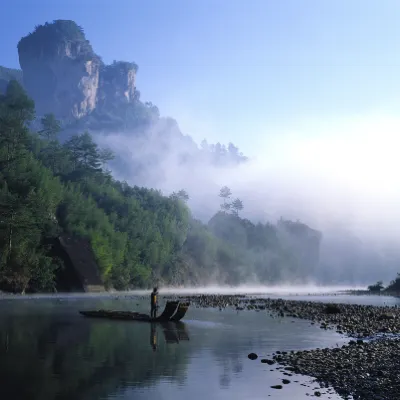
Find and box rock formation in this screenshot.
[55,235,105,292]
[16,20,137,120]
[98,61,137,111]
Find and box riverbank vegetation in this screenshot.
[366,274,400,294]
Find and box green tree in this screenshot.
[170,189,189,203]
[64,132,101,171]
[231,198,243,216]
[98,148,115,168]
[34,113,68,174]
[0,81,63,293]
[0,80,34,171]
[38,113,61,141]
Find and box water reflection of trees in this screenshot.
[0,313,191,400]
[0,300,284,397]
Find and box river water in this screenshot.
[0,293,397,400]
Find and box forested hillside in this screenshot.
[0,20,322,293]
[0,80,320,293]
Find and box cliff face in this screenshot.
[17,20,136,120]
[98,61,137,111]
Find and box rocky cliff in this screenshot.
[1,18,247,184]
[98,61,138,111]
[17,20,137,120]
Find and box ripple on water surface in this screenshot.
[0,295,352,400]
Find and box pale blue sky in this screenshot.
[2,0,400,155]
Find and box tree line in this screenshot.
[368,274,400,293]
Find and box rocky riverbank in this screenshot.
[171,294,400,338]
[262,339,400,400]
[168,294,400,399]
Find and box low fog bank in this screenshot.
[0,284,366,300]
[132,284,366,295]
[94,113,400,285]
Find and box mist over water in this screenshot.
[143,284,366,295]
[0,284,366,300]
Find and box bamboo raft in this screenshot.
[79,301,189,322]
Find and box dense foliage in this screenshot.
[0,81,320,293]
[382,274,400,293]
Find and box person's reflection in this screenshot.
[150,322,190,350]
[150,323,157,352]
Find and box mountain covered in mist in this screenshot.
[0,19,325,293]
[2,20,247,188]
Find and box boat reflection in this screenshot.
[150,322,190,351]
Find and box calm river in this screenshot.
[1,293,397,400]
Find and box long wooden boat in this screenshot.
[79,301,189,322]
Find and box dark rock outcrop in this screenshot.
[54,234,104,292]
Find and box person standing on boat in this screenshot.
[151,287,158,318]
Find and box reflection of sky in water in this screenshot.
[104,301,348,400]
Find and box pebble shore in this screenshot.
[270,339,400,399]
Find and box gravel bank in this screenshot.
[171,294,400,338]
[267,339,400,400]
